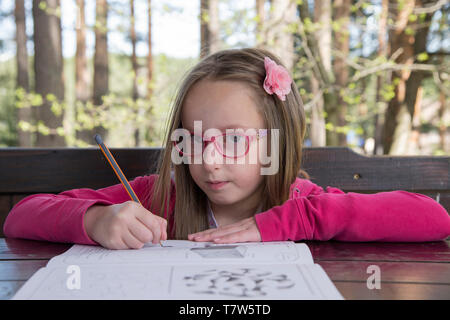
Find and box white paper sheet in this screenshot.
[46,240,314,267]
[12,240,343,300]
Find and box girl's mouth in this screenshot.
[206,181,229,190]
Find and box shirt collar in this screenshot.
[207,198,263,228]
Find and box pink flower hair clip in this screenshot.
[263,57,292,101]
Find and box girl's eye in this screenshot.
[226,135,242,143]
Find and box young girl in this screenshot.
[4,48,450,249]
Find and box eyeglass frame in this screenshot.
[172,129,268,159]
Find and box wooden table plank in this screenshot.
[1,237,449,300]
[0,260,48,281]
[334,281,450,300]
[2,239,449,262]
[305,240,450,262]
[0,238,71,260]
[319,261,450,284]
[0,281,25,300]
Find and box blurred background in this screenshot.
[0,0,448,155]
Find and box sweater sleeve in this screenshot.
[3,175,156,245]
[255,182,450,242]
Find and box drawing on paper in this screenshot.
[182,267,295,297]
[190,245,247,259]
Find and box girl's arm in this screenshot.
[255,181,450,242]
[3,175,156,245]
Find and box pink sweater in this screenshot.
[3,174,450,244]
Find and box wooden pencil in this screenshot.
[94,134,163,247]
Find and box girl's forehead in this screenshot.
[179,80,266,137]
[181,80,264,126]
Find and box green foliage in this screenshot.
[417,52,429,62]
[1,0,448,156]
[1,53,196,147]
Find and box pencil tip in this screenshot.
[94,134,103,145]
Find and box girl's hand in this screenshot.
[187,217,261,244]
[84,201,168,250]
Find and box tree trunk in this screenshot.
[382,0,415,154]
[382,0,433,155]
[438,90,446,153]
[32,0,65,146]
[267,0,296,71]
[15,0,32,147]
[298,0,337,147]
[310,76,326,147]
[130,0,141,146]
[75,0,88,103]
[130,0,138,102]
[147,0,153,100]
[144,0,155,145]
[373,0,389,155]
[200,0,220,58]
[74,0,91,144]
[255,0,265,48]
[407,86,423,154]
[330,0,350,147]
[309,0,330,147]
[92,0,108,140]
[403,1,434,154]
[309,0,331,147]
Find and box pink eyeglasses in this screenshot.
[173,129,268,159]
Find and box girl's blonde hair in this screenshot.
[147,48,309,239]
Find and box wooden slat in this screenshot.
[302,147,449,191]
[2,279,449,300]
[0,238,449,300]
[305,240,450,263]
[7,260,448,286]
[0,281,25,300]
[0,147,162,193]
[0,238,71,260]
[0,195,11,238]
[0,260,47,281]
[334,281,450,300]
[0,147,448,193]
[319,261,450,284]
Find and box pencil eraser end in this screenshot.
[94,134,103,145]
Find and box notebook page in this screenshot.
[46,240,314,268]
[12,263,343,300]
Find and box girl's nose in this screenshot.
[202,138,223,166]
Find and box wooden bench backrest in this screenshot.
[1,147,448,236]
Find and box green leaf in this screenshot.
[56,127,65,136]
[37,121,50,136]
[408,14,417,22]
[405,27,415,36]
[417,52,429,62]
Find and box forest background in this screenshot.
[0,0,448,156]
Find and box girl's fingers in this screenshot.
[136,211,162,244]
[108,237,129,250]
[189,218,255,241]
[122,231,144,249]
[189,221,244,240]
[212,229,256,244]
[160,219,168,241]
[128,219,154,244]
[192,225,247,242]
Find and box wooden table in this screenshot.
[1,237,449,300]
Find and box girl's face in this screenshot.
[181,79,266,208]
